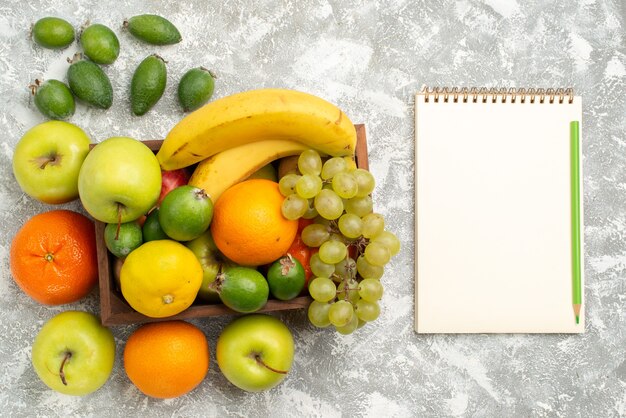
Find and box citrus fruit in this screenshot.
[124,320,209,399]
[9,210,97,305]
[211,179,298,266]
[120,240,203,318]
[159,185,213,241]
[104,221,143,258]
[267,255,306,301]
[213,266,269,313]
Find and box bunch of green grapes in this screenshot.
[279,149,400,335]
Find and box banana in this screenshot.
[157,88,357,170]
[188,139,313,202]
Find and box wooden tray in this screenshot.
[97,124,368,326]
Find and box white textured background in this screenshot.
[1,0,625,417]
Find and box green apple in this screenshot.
[31,311,115,396]
[12,121,90,204]
[185,230,222,303]
[78,137,161,223]
[216,314,294,392]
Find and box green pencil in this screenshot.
[571,121,582,324]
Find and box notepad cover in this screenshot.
[414,92,584,333]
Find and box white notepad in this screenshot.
[414,88,584,333]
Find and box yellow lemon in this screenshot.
[121,240,203,318]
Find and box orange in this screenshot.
[10,210,97,305]
[123,320,209,398]
[210,179,298,266]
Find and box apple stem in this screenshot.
[254,354,287,375]
[59,351,72,386]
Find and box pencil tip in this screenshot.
[576,315,580,324]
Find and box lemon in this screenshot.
[120,240,203,318]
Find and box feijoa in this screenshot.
[104,222,143,258]
[178,67,215,112]
[267,255,306,300]
[124,14,181,45]
[142,209,168,242]
[212,266,269,313]
[67,57,113,109]
[80,23,120,65]
[32,79,75,120]
[32,17,75,49]
[130,54,167,116]
[158,185,213,241]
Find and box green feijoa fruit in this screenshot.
[158,185,213,241]
[267,255,306,300]
[32,79,75,120]
[80,23,120,65]
[212,266,269,313]
[178,67,215,112]
[142,209,168,242]
[124,14,182,45]
[104,221,143,258]
[32,17,75,49]
[131,54,167,116]
[67,59,113,109]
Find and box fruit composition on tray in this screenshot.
[9,15,400,398]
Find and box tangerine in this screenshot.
[10,210,97,305]
[123,320,209,399]
[211,179,298,266]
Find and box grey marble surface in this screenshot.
[1,0,625,417]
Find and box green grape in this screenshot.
[314,216,331,227]
[337,278,359,304]
[335,312,359,335]
[296,174,323,199]
[353,168,375,197]
[308,277,337,302]
[372,230,401,256]
[314,189,344,220]
[302,199,318,219]
[364,241,391,266]
[328,233,345,242]
[297,149,322,176]
[344,195,373,217]
[358,278,384,302]
[355,300,380,321]
[338,213,363,239]
[281,194,308,220]
[334,257,356,280]
[321,157,348,180]
[318,240,347,264]
[332,172,358,199]
[344,156,357,172]
[279,173,301,196]
[301,223,330,247]
[328,300,353,327]
[308,301,331,328]
[310,253,335,277]
[356,255,384,280]
[357,318,367,329]
[361,213,385,238]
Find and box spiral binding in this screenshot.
[420,87,575,104]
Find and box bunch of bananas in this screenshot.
[156,88,357,202]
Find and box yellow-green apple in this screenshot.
[12,121,90,204]
[78,137,161,223]
[216,314,294,392]
[185,230,223,303]
[31,311,115,396]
